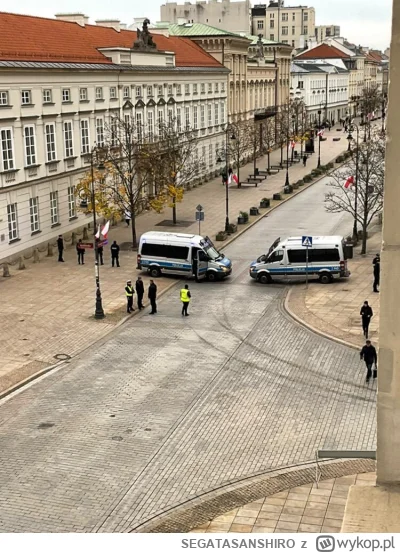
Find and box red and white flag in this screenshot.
[95,221,110,239]
[290,141,296,149]
[317,129,324,137]
[232,174,239,185]
[344,176,354,189]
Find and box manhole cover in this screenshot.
[38,422,55,429]
[54,353,71,361]
[155,220,193,228]
[112,436,123,441]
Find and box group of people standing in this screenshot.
[125,278,157,314]
[56,235,121,267]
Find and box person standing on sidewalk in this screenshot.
[302,154,307,167]
[372,253,380,266]
[148,280,157,314]
[373,257,380,293]
[125,280,134,313]
[360,340,377,384]
[125,209,131,226]
[135,276,144,310]
[360,301,373,339]
[76,239,85,265]
[96,238,104,266]
[110,240,120,267]
[57,235,64,262]
[180,284,191,317]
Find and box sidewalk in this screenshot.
[286,231,381,349]
[0,127,348,395]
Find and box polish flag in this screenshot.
[317,129,324,137]
[232,174,239,185]
[290,141,296,149]
[95,221,110,239]
[95,225,101,239]
[344,176,354,189]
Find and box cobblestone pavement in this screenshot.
[0,174,376,532]
[287,232,381,349]
[191,473,376,534]
[0,127,348,393]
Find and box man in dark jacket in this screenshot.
[360,301,373,339]
[372,253,380,266]
[302,154,307,167]
[373,258,380,293]
[148,280,157,314]
[57,235,64,262]
[135,276,144,310]
[96,238,104,266]
[76,239,85,265]
[360,340,377,384]
[110,240,120,267]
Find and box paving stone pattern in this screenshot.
[0,174,376,532]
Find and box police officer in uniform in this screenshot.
[111,240,120,267]
[180,284,191,316]
[125,280,134,313]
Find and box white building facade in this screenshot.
[0,12,229,263]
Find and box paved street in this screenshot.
[0,175,376,532]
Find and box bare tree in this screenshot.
[226,120,254,186]
[276,105,291,167]
[148,117,204,224]
[359,84,382,141]
[324,130,385,254]
[261,116,276,172]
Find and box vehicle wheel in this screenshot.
[319,273,332,284]
[207,271,218,282]
[258,273,271,284]
[149,266,161,278]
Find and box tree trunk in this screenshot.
[172,198,177,224]
[361,222,368,255]
[280,145,283,166]
[236,155,240,185]
[131,209,137,249]
[267,151,271,171]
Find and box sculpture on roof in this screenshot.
[133,18,157,50]
[257,34,264,59]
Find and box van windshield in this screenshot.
[205,245,222,261]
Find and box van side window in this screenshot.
[142,243,189,260]
[269,249,284,262]
[309,249,340,262]
[288,249,306,263]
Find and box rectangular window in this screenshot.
[158,85,163,96]
[67,186,76,219]
[193,106,198,130]
[257,20,264,29]
[193,83,198,95]
[270,20,275,29]
[168,84,173,96]
[21,90,31,105]
[0,91,9,105]
[208,144,213,168]
[201,83,205,94]
[215,83,219,93]
[168,109,173,124]
[80,88,88,101]
[63,121,74,158]
[221,82,225,93]
[136,112,143,141]
[158,109,163,129]
[43,89,52,103]
[50,191,59,225]
[7,203,18,241]
[304,12,308,21]
[24,125,36,166]
[0,128,14,170]
[45,123,57,162]
[282,26,288,35]
[177,84,182,95]
[62,89,70,102]
[95,87,103,100]
[110,87,117,99]
[176,108,182,132]
[80,119,90,154]
[292,40,295,47]
[214,103,219,125]
[110,117,118,146]
[202,145,206,169]
[303,26,308,35]
[208,104,212,126]
[141,243,189,260]
[292,26,296,35]
[185,106,190,129]
[148,111,154,140]
[270,12,274,18]
[124,114,130,127]
[96,117,104,147]
[29,197,40,233]
[136,86,142,97]
[147,85,153,97]
[185,84,190,95]
[282,12,288,21]
[123,86,130,98]
[292,12,296,20]
[298,81,304,89]
[270,33,275,40]
[220,102,225,124]
[200,105,205,127]
[208,83,212,93]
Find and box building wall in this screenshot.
[314,25,340,42]
[0,67,228,263]
[160,0,251,34]
[252,5,315,49]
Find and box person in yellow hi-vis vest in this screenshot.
[125,280,135,314]
[180,284,191,317]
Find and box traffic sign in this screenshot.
[196,204,203,212]
[195,212,204,221]
[302,236,313,247]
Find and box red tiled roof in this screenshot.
[0,11,222,67]
[296,44,350,60]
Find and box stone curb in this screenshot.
[0,151,346,400]
[284,288,360,352]
[131,458,375,533]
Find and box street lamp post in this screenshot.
[217,125,236,233]
[90,147,105,320]
[347,125,360,241]
[317,107,322,168]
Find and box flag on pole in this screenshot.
[232,174,239,185]
[228,174,232,185]
[101,220,110,239]
[95,225,101,239]
[344,176,355,189]
[317,129,324,137]
[290,141,296,149]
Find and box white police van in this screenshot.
[138,232,232,281]
[249,235,350,284]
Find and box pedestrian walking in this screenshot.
[302,154,307,167]
[360,340,377,384]
[135,276,144,310]
[360,300,373,339]
[180,284,191,317]
[96,238,104,265]
[148,279,157,314]
[373,257,380,293]
[57,235,64,262]
[76,239,85,265]
[125,280,134,313]
[125,209,131,226]
[110,240,120,267]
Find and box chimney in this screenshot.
[55,13,89,26]
[96,19,121,31]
